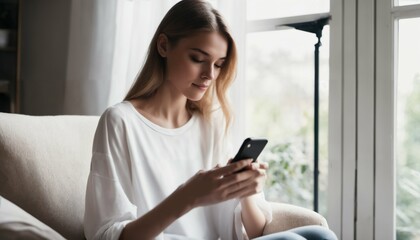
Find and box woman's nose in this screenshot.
[201,65,215,80]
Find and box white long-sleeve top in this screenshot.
[84,101,272,240]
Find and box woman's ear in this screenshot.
[157,34,169,57]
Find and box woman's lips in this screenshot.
[193,83,209,91]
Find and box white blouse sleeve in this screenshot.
[211,110,273,240]
[233,193,273,240]
[84,107,137,240]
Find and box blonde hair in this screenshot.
[124,0,237,130]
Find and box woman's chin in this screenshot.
[183,89,207,102]
[187,96,204,102]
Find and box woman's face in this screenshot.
[158,31,228,101]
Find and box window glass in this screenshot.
[396,17,420,240]
[395,0,420,6]
[247,0,329,20]
[246,27,329,215]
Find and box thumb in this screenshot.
[212,163,221,170]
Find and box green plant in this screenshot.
[262,141,313,209]
[397,74,420,239]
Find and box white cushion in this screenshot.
[0,113,99,239]
[0,196,66,240]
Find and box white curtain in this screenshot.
[64,0,117,115]
[213,0,247,145]
[64,0,246,142]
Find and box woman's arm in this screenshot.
[241,195,267,238]
[238,162,269,238]
[119,188,192,240]
[119,159,254,240]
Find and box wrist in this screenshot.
[240,195,256,205]
[172,184,195,214]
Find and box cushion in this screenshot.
[0,113,99,239]
[0,196,66,240]
[263,202,328,235]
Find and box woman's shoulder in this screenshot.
[99,101,133,124]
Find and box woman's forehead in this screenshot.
[178,31,228,59]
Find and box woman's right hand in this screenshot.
[177,159,261,208]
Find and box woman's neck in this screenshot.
[131,85,191,129]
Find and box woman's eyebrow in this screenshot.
[190,48,226,60]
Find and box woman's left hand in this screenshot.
[230,160,269,238]
[226,159,269,197]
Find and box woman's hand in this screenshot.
[238,161,269,197]
[238,161,269,238]
[177,159,267,208]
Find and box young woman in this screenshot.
[84,1,337,239]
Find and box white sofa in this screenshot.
[0,113,329,239]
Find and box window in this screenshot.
[247,0,329,20]
[245,1,330,215]
[395,17,420,239]
[376,1,420,239]
[396,0,420,6]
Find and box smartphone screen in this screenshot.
[231,138,268,163]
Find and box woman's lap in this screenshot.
[253,225,338,240]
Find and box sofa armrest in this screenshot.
[263,202,328,235]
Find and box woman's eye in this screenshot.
[190,56,204,63]
[215,61,225,69]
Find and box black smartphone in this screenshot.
[231,138,268,163]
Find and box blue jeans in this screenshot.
[253,225,338,240]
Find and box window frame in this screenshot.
[331,0,420,239]
[244,1,420,239]
[376,1,420,240]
